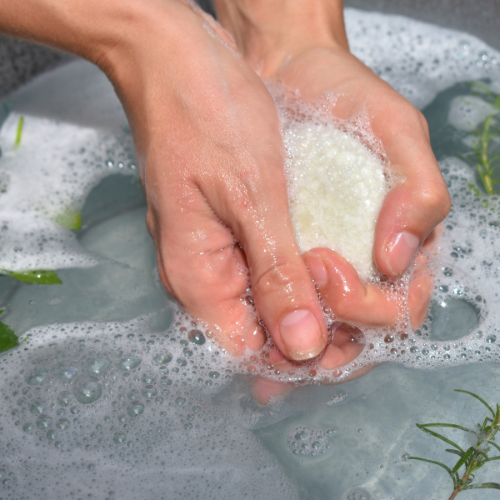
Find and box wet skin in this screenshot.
[0,0,450,402]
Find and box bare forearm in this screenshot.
[212,0,349,75]
[0,0,185,72]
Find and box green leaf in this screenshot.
[452,447,475,474]
[468,183,481,197]
[472,482,500,489]
[409,457,454,476]
[0,321,18,353]
[4,270,62,285]
[484,456,500,463]
[446,449,464,458]
[416,424,465,452]
[470,82,493,99]
[14,115,24,149]
[456,390,495,418]
[52,210,82,230]
[490,441,500,454]
[419,422,471,433]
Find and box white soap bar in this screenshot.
[284,122,387,279]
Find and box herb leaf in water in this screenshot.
[410,389,500,499]
[0,309,18,353]
[3,269,62,285]
[14,115,24,149]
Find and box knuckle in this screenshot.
[332,297,356,319]
[252,257,307,302]
[421,181,451,220]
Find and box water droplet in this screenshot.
[127,401,144,417]
[36,415,52,429]
[29,399,46,415]
[188,329,205,345]
[56,418,70,430]
[443,267,454,277]
[54,441,62,449]
[208,371,220,379]
[118,356,141,371]
[128,390,140,400]
[113,432,126,444]
[295,430,309,441]
[25,370,47,385]
[88,464,95,471]
[175,397,186,406]
[54,364,79,382]
[74,380,102,404]
[70,406,80,415]
[22,423,33,432]
[58,391,72,407]
[155,396,164,405]
[153,353,172,365]
[176,358,187,367]
[487,335,497,344]
[88,358,111,376]
[142,385,157,399]
[141,373,156,384]
[444,354,450,359]
[347,488,371,500]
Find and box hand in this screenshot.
[98,2,340,361]
[211,0,449,403]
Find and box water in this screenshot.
[1,8,500,500]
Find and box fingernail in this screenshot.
[386,232,420,276]
[280,309,325,360]
[305,253,328,288]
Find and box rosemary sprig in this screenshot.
[466,82,500,195]
[410,389,500,499]
[472,116,500,195]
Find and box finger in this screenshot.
[318,323,365,370]
[408,231,439,329]
[251,377,294,406]
[371,105,451,277]
[304,248,399,326]
[201,148,328,363]
[149,187,267,356]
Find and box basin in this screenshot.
[0,2,500,500]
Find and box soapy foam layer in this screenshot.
[1,8,500,500]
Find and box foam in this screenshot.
[0,61,137,272]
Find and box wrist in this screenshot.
[212,0,349,76]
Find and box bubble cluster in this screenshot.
[287,426,333,457]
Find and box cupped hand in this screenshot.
[102,1,334,361]
[262,45,451,278]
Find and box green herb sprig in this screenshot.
[410,389,500,499]
[466,83,500,196]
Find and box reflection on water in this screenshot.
[1,7,500,500]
